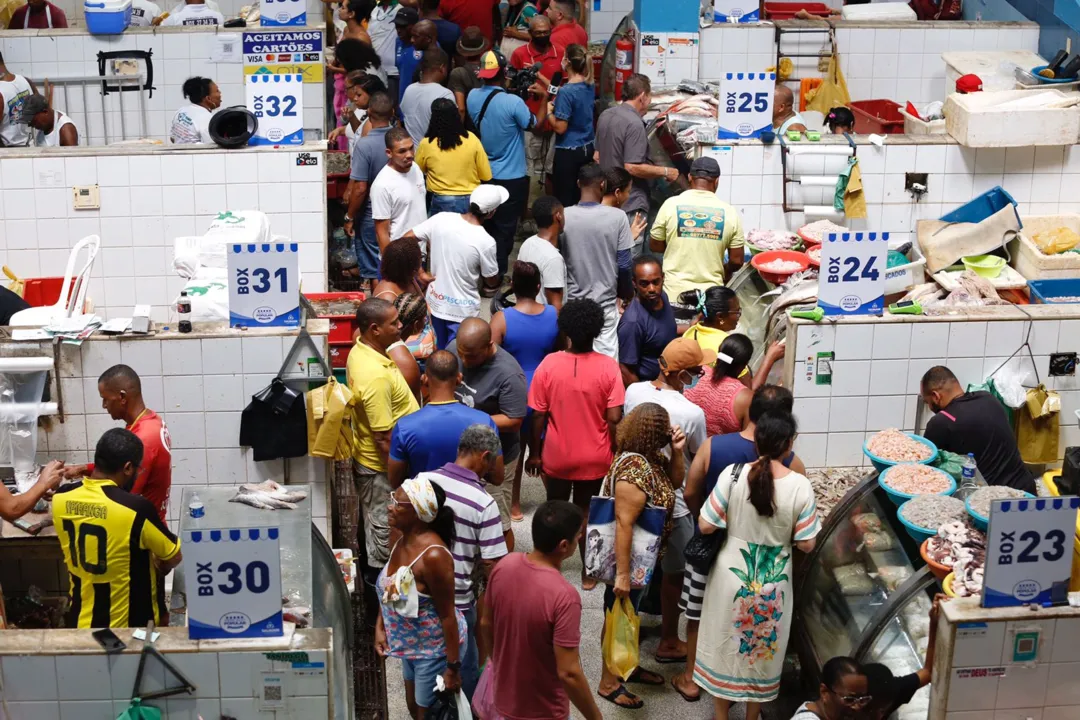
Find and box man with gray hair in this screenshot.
[421,423,508,698]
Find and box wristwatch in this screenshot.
[344,214,352,223]
[446,661,462,672]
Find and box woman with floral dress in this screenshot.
[695,410,820,720]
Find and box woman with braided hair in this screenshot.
[388,293,432,401]
[596,402,684,710]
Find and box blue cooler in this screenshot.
[84,0,132,34]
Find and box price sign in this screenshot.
[228,242,300,328]
[983,496,1080,608]
[713,0,759,22]
[185,527,283,639]
[260,0,306,26]
[243,30,323,82]
[718,72,774,140]
[818,232,888,316]
[246,74,304,146]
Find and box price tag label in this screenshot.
[818,232,888,316]
[246,74,304,146]
[718,72,774,140]
[260,0,306,26]
[227,242,300,328]
[983,496,1080,607]
[185,528,284,639]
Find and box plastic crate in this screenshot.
[327,151,351,201]
[1028,278,1080,304]
[762,1,830,19]
[899,110,946,135]
[304,291,365,343]
[328,343,352,369]
[1010,214,1080,279]
[940,186,1021,228]
[21,277,66,307]
[850,99,905,135]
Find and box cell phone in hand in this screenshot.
[93,628,126,654]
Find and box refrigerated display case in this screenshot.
[794,471,943,711]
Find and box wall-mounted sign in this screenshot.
[243,30,323,82]
[227,242,300,327]
[245,74,304,146]
[718,72,775,139]
[260,0,306,27]
[818,232,888,317]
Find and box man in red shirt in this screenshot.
[439,0,500,43]
[546,0,586,51]
[478,500,602,720]
[7,0,68,28]
[64,365,172,523]
[510,16,561,190]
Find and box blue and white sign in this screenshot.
[714,0,760,23]
[260,0,306,26]
[983,496,1079,608]
[227,242,300,328]
[819,232,888,316]
[718,72,774,139]
[246,74,304,146]
[184,528,284,639]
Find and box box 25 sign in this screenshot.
[718,72,774,139]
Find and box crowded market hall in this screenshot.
[4,0,1080,717]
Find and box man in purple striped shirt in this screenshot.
[422,423,508,699]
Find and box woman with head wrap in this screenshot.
[375,476,464,719]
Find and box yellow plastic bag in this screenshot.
[3,267,24,298]
[1032,227,1080,255]
[805,54,851,115]
[602,596,640,680]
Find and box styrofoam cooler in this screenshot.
[84,0,131,33]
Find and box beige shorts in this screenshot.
[484,459,516,532]
[526,132,555,178]
[354,462,391,569]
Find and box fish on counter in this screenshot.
[230,480,309,510]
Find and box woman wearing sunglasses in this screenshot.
[791,657,871,720]
[375,478,464,719]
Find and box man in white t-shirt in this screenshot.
[404,184,506,349]
[622,336,710,669]
[370,127,428,253]
[515,195,565,310]
[0,52,36,147]
[129,0,161,25]
[368,0,401,99]
[161,0,222,26]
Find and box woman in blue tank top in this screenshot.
[491,260,560,521]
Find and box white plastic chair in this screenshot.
[9,235,100,328]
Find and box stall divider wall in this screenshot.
[0,144,327,324]
[44,0,327,27]
[0,27,327,146]
[787,312,1080,470]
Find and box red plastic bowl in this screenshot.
[751,250,811,284]
[805,245,821,268]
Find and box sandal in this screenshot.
[598,684,643,710]
[671,676,701,703]
[625,668,664,686]
[581,576,598,591]
[654,653,688,664]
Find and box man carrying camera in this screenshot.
[511,16,561,205]
[467,49,549,277]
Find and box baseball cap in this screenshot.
[470,184,510,214]
[457,26,490,56]
[15,94,48,124]
[476,50,507,79]
[659,337,716,374]
[955,73,983,94]
[689,156,721,179]
[393,6,419,26]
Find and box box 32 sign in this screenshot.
[983,496,1080,607]
[819,232,888,316]
[718,72,774,139]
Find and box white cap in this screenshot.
[470,184,510,214]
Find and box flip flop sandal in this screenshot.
[654,654,688,664]
[671,676,701,703]
[625,668,665,686]
[598,684,643,710]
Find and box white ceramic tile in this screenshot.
[242,337,285,374]
[82,340,124,379]
[2,656,58,701]
[947,322,987,358]
[1050,618,1080,663]
[948,667,999,711]
[872,323,911,359]
[160,154,195,185]
[993,710,1042,720]
[907,357,946,395]
[952,622,1007,669]
[865,394,906,432]
[287,695,329,717]
[793,398,830,432]
[1029,319,1061,355]
[165,698,222,720]
[1003,174,1033,203]
[996,663,1049,710]
[835,324,874,361]
[201,337,244,374]
[5,703,60,720]
[947,358,984,390]
[56,655,111,701]
[48,415,88,453]
[946,714,985,720]
[205,412,242,449]
[984,320,1025,357]
[172,448,208,485]
[1045,662,1080,706]
[826,431,865,467]
[869,359,908,396]
[946,145,976,175]
[165,412,205,449]
[164,375,204,412]
[830,396,869,433]
[1044,706,1080,720]
[218,651,273,699]
[909,322,950,358]
[97,155,130,187]
[108,652,165,700]
[117,339,162,376]
[830,360,871,397]
[161,338,204,376]
[59,700,113,720]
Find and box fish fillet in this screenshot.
[230,491,298,510]
[240,480,308,504]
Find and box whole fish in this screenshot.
[230,491,297,510]
[240,480,308,504]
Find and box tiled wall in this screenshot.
[0,28,326,146]
[49,0,326,25]
[942,616,1080,719]
[697,22,1041,105]
[23,334,330,537]
[790,316,1080,469]
[0,145,327,324]
[592,0,634,41]
[637,30,699,87]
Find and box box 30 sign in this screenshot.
[818,232,888,316]
[983,496,1080,607]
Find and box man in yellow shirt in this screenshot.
[347,297,420,570]
[649,156,744,300]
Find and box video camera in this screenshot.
[505,62,542,100]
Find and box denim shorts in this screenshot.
[401,655,448,708]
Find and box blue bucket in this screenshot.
[878,464,956,507]
[965,490,1037,531]
[940,186,1021,230]
[897,498,949,544]
[863,433,938,473]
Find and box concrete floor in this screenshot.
[384,473,805,720]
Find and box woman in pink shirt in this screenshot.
[526,298,624,590]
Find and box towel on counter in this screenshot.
[917,205,1022,273]
[835,157,867,218]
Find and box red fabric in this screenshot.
[129,410,173,524]
[439,0,499,41]
[487,553,582,720]
[528,350,624,481]
[908,0,961,20]
[7,2,68,28]
[510,42,562,114]
[550,20,587,52]
[685,369,745,437]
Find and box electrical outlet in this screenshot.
[905,173,928,197]
[72,185,100,210]
[1050,352,1077,376]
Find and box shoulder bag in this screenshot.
[682,463,744,575]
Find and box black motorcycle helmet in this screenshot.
[208,106,258,147]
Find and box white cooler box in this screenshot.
[84,0,131,34]
[944,89,1080,147]
[1009,214,1080,279]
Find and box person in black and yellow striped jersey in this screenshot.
[52,428,182,629]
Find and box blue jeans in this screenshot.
[401,655,447,708]
[431,315,460,349]
[354,215,381,279]
[461,605,479,700]
[430,193,471,215]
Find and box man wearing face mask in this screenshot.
[622,337,710,667]
[510,16,561,195]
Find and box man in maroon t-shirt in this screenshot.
[439,0,500,42]
[7,0,68,28]
[479,501,602,720]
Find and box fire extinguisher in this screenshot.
[614,37,634,100]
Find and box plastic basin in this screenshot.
[751,250,810,285]
[897,497,945,544]
[962,254,1006,278]
[850,99,905,135]
[965,490,1036,531]
[863,432,938,473]
[746,239,803,255]
[920,539,952,581]
[878,464,956,507]
[1028,278,1080,304]
[1031,65,1079,83]
[940,186,1020,228]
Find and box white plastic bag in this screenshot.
[988,360,1031,409]
[432,675,473,720]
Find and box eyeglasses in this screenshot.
[829,689,872,706]
[725,308,743,317]
[389,492,412,507]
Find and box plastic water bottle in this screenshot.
[177,291,192,334]
[957,453,979,500]
[188,492,204,519]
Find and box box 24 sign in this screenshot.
[983,495,1080,607]
[819,232,888,316]
[184,528,283,639]
[718,72,774,139]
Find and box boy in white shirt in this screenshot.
[370,127,428,253]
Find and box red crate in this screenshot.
[850,99,905,135]
[304,292,366,343]
[763,2,831,20]
[329,342,353,369]
[21,277,67,307]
